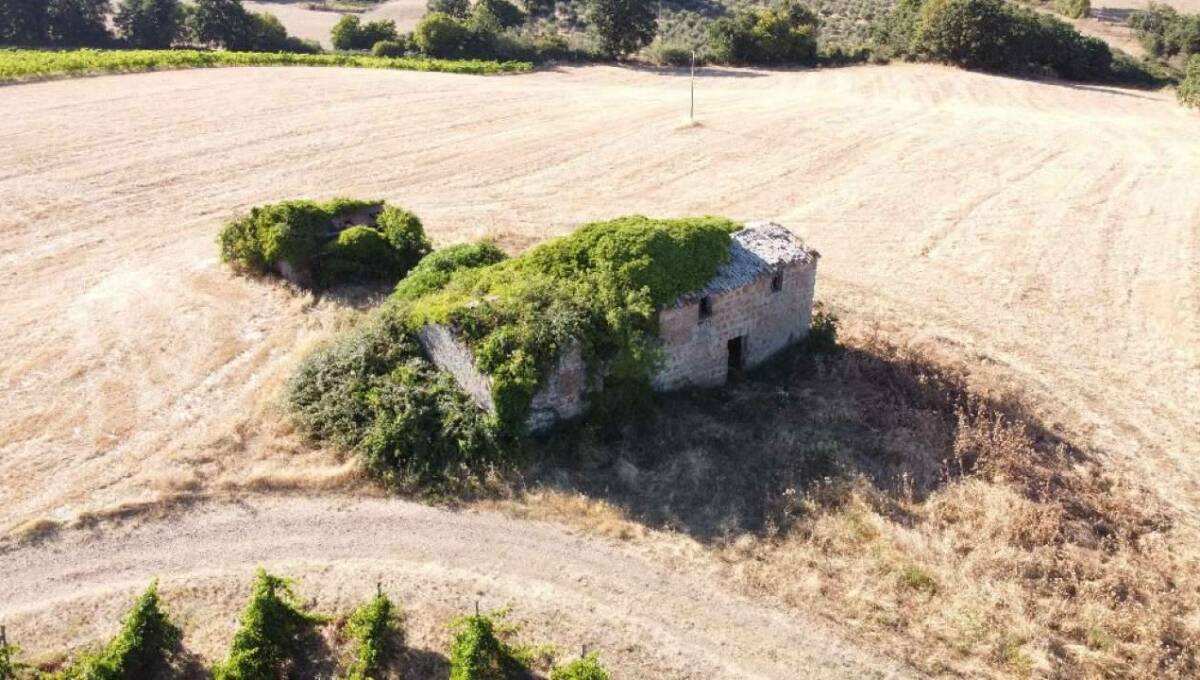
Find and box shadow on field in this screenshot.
[526,335,1156,544]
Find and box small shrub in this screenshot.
[898,565,939,594]
[805,302,840,354]
[213,570,326,680]
[448,612,532,680]
[1054,0,1089,19]
[648,40,696,66]
[344,592,402,680]
[57,582,181,680]
[372,38,407,57]
[0,642,26,680]
[1182,54,1200,107]
[551,653,610,680]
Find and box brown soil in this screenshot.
[1,63,1198,675]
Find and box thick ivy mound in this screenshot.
[289,216,738,485]
[401,216,738,425]
[218,199,431,288]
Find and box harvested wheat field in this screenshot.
[1,63,1199,675]
[244,0,430,47]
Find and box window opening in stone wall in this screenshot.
[771,271,784,292]
[699,296,713,321]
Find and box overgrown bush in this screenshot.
[448,612,532,680]
[286,309,510,484]
[400,216,737,427]
[290,217,737,483]
[218,198,429,288]
[344,592,402,680]
[707,0,820,65]
[913,0,1015,71]
[213,570,326,680]
[319,226,404,285]
[414,11,474,57]
[1131,3,1200,59]
[392,241,508,300]
[55,582,181,680]
[372,38,408,57]
[188,0,316,52]
[1181,54,1200,106]
[550,653,610,680]
[475,0,528,30]
[332,14,400,51]
[647,40,696,65]
[875,0,1113,80]
[1053,0,1089,19]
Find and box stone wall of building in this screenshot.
[527,343,591,432]
[418,325,590,432]
[418,324,496,412]
[652,259,817,391]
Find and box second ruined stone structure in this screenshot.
[417,221,819,431]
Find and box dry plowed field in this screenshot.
[1,64,1198,673]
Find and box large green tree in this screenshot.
[116,0,183,48]
[0,0,49,44]
[586,0,656,58]
[47,0,112,45]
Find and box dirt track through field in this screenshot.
[1,63,1199,670]
[0,495,909,678]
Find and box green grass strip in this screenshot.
[0,48,533,84]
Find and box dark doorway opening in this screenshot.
[727,336,745,377]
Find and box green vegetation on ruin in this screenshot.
[287,213,739,485]
[217,197,432,289]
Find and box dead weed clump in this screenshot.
[522,331,1200,678]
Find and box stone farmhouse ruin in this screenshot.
[419,222,820,431]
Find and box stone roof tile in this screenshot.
[669,222,817,307]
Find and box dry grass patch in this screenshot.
[511,325,1200,678]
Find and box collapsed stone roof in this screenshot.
[669,221,819,307]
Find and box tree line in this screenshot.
[0,0,316,52]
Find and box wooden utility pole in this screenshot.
[690,50,696,121]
